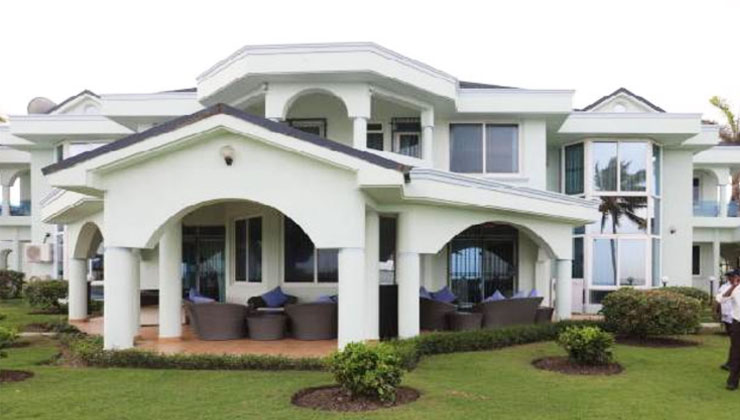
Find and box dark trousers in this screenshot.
[728,321,740,387]
[726,322,733,365]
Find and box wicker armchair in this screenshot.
[535,306,554,324]
[184,301,248,340]
[473,297,543,329]
[420,297,457,331]
[285,302,338,340]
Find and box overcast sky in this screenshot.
[1,0,738,123]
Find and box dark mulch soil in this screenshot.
[533,357,623,376]
[616,337,699,348]
[292,385,420,412]
[0,370,34,384]
[27,310,65,315]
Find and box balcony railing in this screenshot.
[0,200,31,216]
[693,200,739,217]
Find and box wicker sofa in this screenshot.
[420,297,457,331]
[473,297,543,329]
[184,301,248,340]
[246,293,298,310]
[285,302,338,340]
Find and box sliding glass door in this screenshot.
[182,226,226,302]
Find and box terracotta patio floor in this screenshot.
[70,306,337,358]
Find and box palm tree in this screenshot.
[709,96,740,200]
[598,196,647,285]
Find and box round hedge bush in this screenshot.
[24,279,67,312]
[662,286,710,305]
[600,288,702,339]
[558,326,614,365]
[329,342,404,403]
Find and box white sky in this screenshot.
[0,0,738,123]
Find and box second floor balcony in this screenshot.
[1,200,31,216]
[693,200,739,218]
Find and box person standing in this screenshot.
[718,272,736,371]
[717,270,740,390]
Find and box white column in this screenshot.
[352,117,367,150]
[365,210,380,340]
[103,247,137,350]
[1,184,10,216]
[397,251,420,338]
[422,125,434,165]
[130,250,141,337]
[720,183,729,217]
[338,247,366,348]
[159,221,183,338]
[68,258,88,321]
[555,259,572,320]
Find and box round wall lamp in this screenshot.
[220,145,235,166]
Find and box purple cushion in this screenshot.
[315,295,334,304]
[188,288,215,304]
[528,289,539,298]
[261,287,288,308]
[431,286,456,304]
[511,290,527,299]
[419,286,432,300]
[484,290,506,302]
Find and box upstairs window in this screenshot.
[366,122,384,151]
[391,118,421,158]
[287,119,327,137]
[564,143,584,195]
[449,123,519,174]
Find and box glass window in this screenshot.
[486,125,518,173]
[620,142,647,191]
[619,239,646,286]
[598,197,647,233]
[450,124,483,173]
[397,133,420,158]
[55,144,64,162]
[248,218,262,283]
[652,144,661,195]
[379,216,397,285]
[693,177,700,202]
[592,239,616,286]
[651,198,660,235]
[652,239,661,287]
[589,290,613,304]
[573,237,584,279]
[564,143,584,195]
[317,249,338,283]
[234,220,247,282]
[284,217,315,283]
[692,245,701,275]
[287,119,326,137]
[592,142,618,191]
[367,133,384,151]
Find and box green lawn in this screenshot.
[2,302,740,419]
[0,299,65,331]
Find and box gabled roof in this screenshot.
[42,103,413,176]
[579,87,665,113]
[458,81,518,89]
[45,89,100,114]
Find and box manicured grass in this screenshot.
[2,298,740,419]
[0,298,65,331]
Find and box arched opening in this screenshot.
[692,169,720,216]
[73,222,105,301]
[284,91,350,145]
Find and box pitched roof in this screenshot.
[458,80,517,89]
[42,103,413,176]
[579,87,665,112]
[45,89,99,114]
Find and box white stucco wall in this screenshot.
[662,149,694,287]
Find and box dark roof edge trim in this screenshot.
[46,90,100,114]
[42,103,413,176]
[579,87,665,113]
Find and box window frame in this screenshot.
[279,216,338,285]
[286,118,327,138]
[393,132,421,158]
[692,244,701,276]
[448,121,522,176]
[232,215,263,283]
[366,121,385,151]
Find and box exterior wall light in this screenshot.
[220,145,235,166]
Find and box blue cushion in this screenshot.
[431,286,456,303]
[315,295,334,304]
[511,290,527,299]
[484,290,506,302]
[261,287,288,308]
[419,286,432,300]
[528,289,539,298]
[188,288,215,304]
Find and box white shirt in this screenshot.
[718,283,735,324]
[717,283,740,322]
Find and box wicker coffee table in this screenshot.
[446,311,483,331]
[247,313,287,341]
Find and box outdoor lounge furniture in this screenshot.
[246,313,287,341]
[473,297,543,329]
[446,311,483,331]
[285,302,337,340]
[184,301,248,340]
[535,306,554,324]
[420,297,457,331]
[247,293,298,310]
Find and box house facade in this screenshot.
[0,43,718,349]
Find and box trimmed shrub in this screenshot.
[558,326,614,365]
[329,342,403,403]
[0,326,19,358]
[24,279,67,312]
[662,286,711,305]
[600,288,702,339]
[0,270,25,299]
